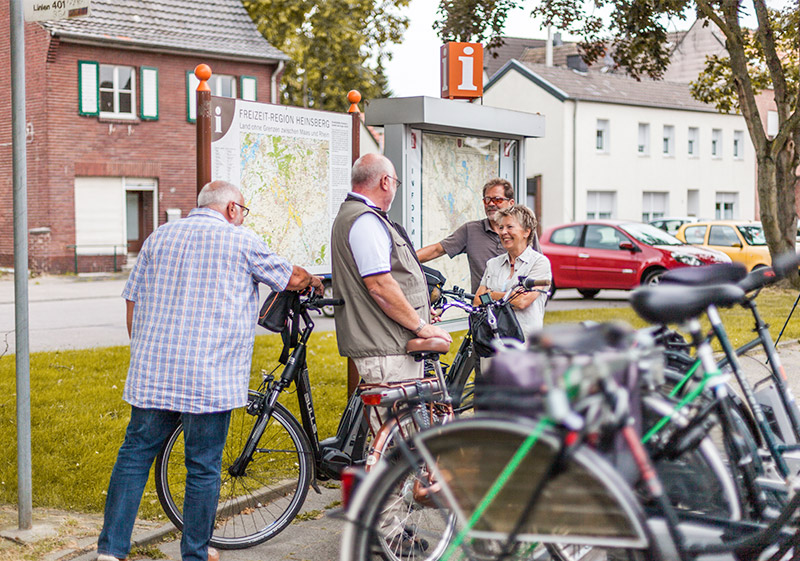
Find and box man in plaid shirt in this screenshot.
[97,180,322,561]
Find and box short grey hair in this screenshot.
[197,180,242,208]
[497,205,538,246]
[351,154,393,189]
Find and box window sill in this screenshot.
[99,115,140,124]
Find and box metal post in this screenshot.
[346,90,361,396]
[195,64,212,194]
[10,0,33,530]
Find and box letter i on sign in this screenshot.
[440,42,483,99]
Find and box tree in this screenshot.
[434,0,519,52]
[243,0,409,111]
[437,1,800,262]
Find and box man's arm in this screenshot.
[416,242,446,263]
[285,265,324,294]
[126,299,135,338]
[363,273,452,342]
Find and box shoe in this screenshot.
[207,547,220,561]
[97,555,125,561]
[387,529,428,556]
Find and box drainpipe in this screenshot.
[271,61,285,104]
[572,99,577,221]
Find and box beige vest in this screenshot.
[331,198,430,358]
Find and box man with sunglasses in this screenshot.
[417,177,540,293]
[97,180,322,561]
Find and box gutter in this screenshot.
[572,99,577,221]
[271,60,285,104]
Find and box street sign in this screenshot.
[440,42,484,99]
[24,0,90,22]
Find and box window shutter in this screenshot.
[78,60,99,116]
[186,71,200,122]
[140,67,158,120]
[241,76,257,101]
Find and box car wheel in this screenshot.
[752,264,769,272]
[322,281,335,317]
[642,268,666,286]
[577,289,600,299]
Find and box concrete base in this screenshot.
[1,522,58,543]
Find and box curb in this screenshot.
[65,522,178,561]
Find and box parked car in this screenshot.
[675,220,771,272]
[540,220,732,299]
[649,216,702,236]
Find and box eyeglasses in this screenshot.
[386,175,402,187]
[233,202,250,217]
[483,196,511,205]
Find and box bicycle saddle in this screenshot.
[660,262,747,286]
[630,284,745,325]
[406,337,450,356]
[529,321,634,355]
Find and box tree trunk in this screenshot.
[757,141,799,288]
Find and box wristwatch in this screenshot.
[412,317,426,335]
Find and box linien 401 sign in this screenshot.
[24,0,90,22]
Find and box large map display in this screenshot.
[211,98,352,273]
[421,133,500,292]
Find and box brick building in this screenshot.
[0,0,287,273]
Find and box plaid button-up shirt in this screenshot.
[121,208,292,413]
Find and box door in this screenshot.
[575,225,640,289]
[126,191,146,253]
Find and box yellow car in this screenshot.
[675,220,771,271]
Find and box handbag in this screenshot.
[258,290,301,364]
[469,300,524,358]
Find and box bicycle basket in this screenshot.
[469,301,524,358]
[422,265,446,305]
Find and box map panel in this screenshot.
[421,133,499,293]
[240,133,330,267]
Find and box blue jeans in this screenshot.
[97,406,231,561]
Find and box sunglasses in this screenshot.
[483,196,510,205]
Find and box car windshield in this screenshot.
[737,225,767,245]
[620,223,685,246]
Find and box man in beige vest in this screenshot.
[331,154,451,392]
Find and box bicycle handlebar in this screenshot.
[521,277,550,289]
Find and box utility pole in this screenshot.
[10,0,33,530]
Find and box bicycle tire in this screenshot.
[342,415,657,561]
[154,395,313,549]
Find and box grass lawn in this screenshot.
[1,286,799,518]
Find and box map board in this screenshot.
[210,97,352,274]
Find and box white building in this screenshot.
[482,60,756,230]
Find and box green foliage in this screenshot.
[242,0,410,111]
[434,0,519,51]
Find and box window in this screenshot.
[715,192,738,219]
[642,192,668,222]
[711,129,722,158]
[596,119,609,152]
[584,225,627,250]
[733,130,744,159]
[78,61,158,121]
[709,226,741,247]
[637,123,650,155]
[688,127,699,157]
[662,125,674,156]
[550,225,583,246]
[187,72,245,122]
[586,191,616,219]
[687,189,699,216]
[683,225,707,245]
[99,65,135,118]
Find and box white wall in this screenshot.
[484,68,756,230]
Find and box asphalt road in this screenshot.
[0,272,630,355]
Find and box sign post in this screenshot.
[195,64,212,194]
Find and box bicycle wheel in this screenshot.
[155,394,313,549]
[343,416,656,561]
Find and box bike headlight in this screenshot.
[671,252,703,266]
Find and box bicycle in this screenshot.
[341,308,800,561]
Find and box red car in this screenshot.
[540,220,732,299]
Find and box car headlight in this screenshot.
[672,252,703,266]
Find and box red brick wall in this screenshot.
[0,15,281,273]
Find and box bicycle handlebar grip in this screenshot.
[771,251,800,280]
[316,298,344,307]
[521,277,551,289]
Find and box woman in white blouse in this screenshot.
[474,205,552,336]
